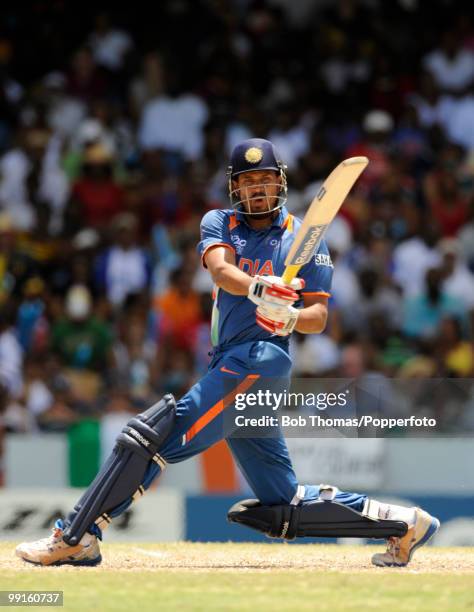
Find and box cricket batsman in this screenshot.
[15,139,439,567]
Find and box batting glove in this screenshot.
[248,275,305,310]
[255,304,300,336]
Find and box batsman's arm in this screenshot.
[204,245,253,296]
[294,294,329,334]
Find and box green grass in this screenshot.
[1,543,473,612]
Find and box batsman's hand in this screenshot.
[255,303,299,337]
[248,275,305,310]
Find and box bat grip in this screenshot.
[281,265,301,285]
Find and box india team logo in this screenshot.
[244,147,263,164]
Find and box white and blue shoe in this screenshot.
[15,520,102,567]
[372,507,440,567]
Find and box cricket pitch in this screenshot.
[1,543,473,611]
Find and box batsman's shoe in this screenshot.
[15,519,102,567]
[371,507,440,567]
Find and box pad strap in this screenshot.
[228,499,408,540]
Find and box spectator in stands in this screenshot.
[112,314,157,404]
[70,228,101,289]
[86,12,133,75]
[0,131,38,231]
[77,98,134,163]
[21,356,54,424]
[392,217,442,297]
[290,331,341,377]
[443,85,474,152]
[140,152,195,227]
[51,285,112,372]
[66,47,106,103]
[0,40,23,152]
[154,267,202,351]
[391,104,430,164]
[345,109,394,186]
[368,53,406,119]
[437,316,473,377]
[408,71,450,130]
[16,200,60,278]
[438,238,474,312]
[366,159,417,241]
[457,200,474,270]
[424,155,469,237]
[422,29,474,96]
[129,51,164,118]
[16,277,49,354]
[36,376,79,432]
[348,265,402,334]
[67,143,123,231]
[94,212,151,307]
[402,267,466,340]
[268,105,310,170]
[43,71,86,139]
[156,345,194,398]
[0,214,35,301]
[328,247,360,322]
[138,71,209,162]
[0,304,23,399]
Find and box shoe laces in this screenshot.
[32,526,63,548]
[51,527,63,540]
[387,536,401,557]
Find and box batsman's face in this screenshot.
[233,170,281,215]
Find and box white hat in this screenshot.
[73,228,100,250]
[77,119,104,145]
[363,110,394,133]
[65,285,92,320]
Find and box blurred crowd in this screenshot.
[0,0,474,436]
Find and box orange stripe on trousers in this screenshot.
[185,374,260,443]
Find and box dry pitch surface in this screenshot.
[0,542,473,611]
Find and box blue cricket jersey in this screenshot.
[197,207,333,352]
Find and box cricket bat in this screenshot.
[281,156,368,285]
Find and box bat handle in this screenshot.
[281,265,301,285]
